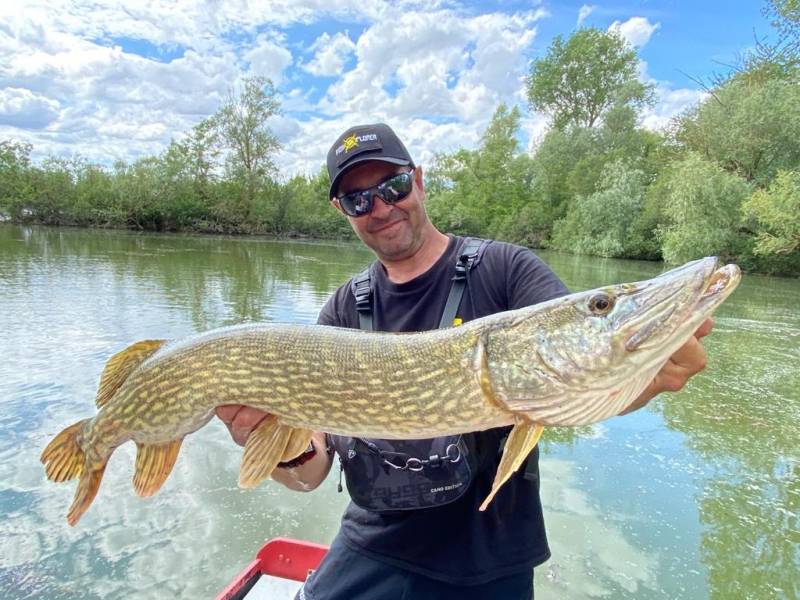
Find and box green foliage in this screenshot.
[551,160,648,257]
[283,168,353,239]
[427,105,535,238]
[526,28,654,129]
[0,140,35,220]
[765,0,800,42]
[674,75,800,186]
[743,169,800,255]
[658,153,753,263]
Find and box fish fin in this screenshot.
[281,428,314,462]
[96,340,168,408]
[479,419,544,511]
[40,418,89,483]
[67,464,107,526]
[238,416,293,489]
[133,438,184,498]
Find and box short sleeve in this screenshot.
[503,246,569,309]
[317,294,339,326]
[316,282,358,328]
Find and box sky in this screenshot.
[0,0,777,178]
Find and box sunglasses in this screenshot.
[337,170,415,217]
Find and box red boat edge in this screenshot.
[216,538,330,600]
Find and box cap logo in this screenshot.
[335,132,379,156]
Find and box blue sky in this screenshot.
[0,0,779,176]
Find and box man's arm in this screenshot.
[215,405,333,492]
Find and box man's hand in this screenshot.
[620,318,715,415]
[215,405,333,491]
[216,405,270,446]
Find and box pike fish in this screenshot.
[42,257,740,524]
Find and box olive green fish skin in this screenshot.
[83,323,511,470]
[80,256,740,472]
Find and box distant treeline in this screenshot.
[1,2,798,275]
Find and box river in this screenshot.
[0,224,797,599]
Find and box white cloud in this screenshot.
[577,4,596,27]
[244,34,294,85]
[609,16,660,48]
[0,88,61,129]
[0,0,711,179]
[641,86,707,131]
[318,9,544,124]
[304,32,356,77]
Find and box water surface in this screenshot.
[0,225,797,599]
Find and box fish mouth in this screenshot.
[621,257,740,353]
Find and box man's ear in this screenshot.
[330,197,344,213]
[414,165,425,198]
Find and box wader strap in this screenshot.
[438,237,489,328]
[351,238,489,331]
[352,266,373,331]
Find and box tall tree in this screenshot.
[526,28,653,129]
[673,74,800,186]
[214,76,281,220]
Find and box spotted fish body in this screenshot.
[42,257,740,524]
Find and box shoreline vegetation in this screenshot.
[2,9,798,275]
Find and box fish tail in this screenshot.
[40,418,90,483]
[67,463,107,526]
[41,417,110,526]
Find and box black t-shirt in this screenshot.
[317,235,569,585]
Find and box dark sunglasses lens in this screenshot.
[340,192,371,217]
[381,173,412,203]
[339,172,413,217]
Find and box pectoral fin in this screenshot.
[133,438,184,497]
[479,419,544,511]
[238,416,296,488]
[281,428,314,462]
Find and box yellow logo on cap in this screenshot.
[342,134,359,153]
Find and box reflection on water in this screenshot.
[0,225,797,599]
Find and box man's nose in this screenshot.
[369,193,393,217]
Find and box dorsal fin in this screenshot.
[96,340,167,408]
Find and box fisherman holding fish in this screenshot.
[215,124,715,600]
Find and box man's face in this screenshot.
[332,161,429,261]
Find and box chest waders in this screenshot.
[330,238,490,512]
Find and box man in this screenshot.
[217,123,713,599]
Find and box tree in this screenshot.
[426,104,534,238]
[742,169,800,255]
[0,140,34,220]
[765,0,799,44]
[658,153,752,263]
[674,75,800,186]
[213,76,281,222]
[550,160,647,257]
[526,28,654,129]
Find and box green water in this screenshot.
[0,225,797,599]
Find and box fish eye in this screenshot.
[588,293,614,315]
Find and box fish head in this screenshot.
[489,257,741,425]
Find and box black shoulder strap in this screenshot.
[351,265,374,331]
[350,237,490,332]
[438,237,490,328]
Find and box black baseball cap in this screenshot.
[326,123,415,199]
